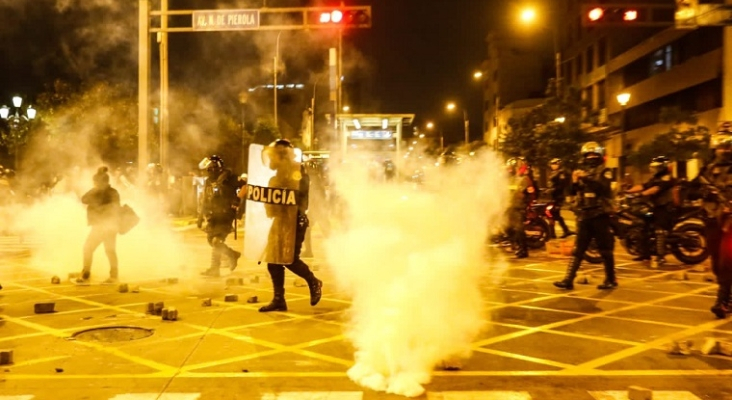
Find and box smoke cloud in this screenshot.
[324,150,510,397]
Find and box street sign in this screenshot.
[350,130,393,140]
[192,9,260,31]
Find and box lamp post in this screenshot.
[274,31,283,128]
[616,92,631,177]
[0,96,37,169]
[446,102,469,147]
[519,7,562,96]
[426,121,443,152]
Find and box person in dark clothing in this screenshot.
[548,158,574,238]
[198,155,243,277]
[689,133,732,318]
[76,167,121,285]
[625,156,676,266]
[259,139,322,312]
[554,142,617,290]
[506,157,536,259]
[302,159,331,258]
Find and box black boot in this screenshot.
[202,247,221,277]
[228,249,241,272]
[711,284,731,319]
[597,250,618,290]
[651,229,667,268]
[287,259,322,306]
[309,277,323,306]
[260,264,287,312]
[554,257,581,290]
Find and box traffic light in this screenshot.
[307,6,372,29]
[581,4,675,27]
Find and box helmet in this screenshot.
[581,141,604,168]
[549,158,562,166]
[262,139,296,170]
[581,142,605,158]
[650,156,670,174]
[198,155,224,171]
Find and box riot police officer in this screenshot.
[690,133,732,318]
[548,158,574,239]
[198,155,243,277]
[259,140,322,312]
[507,157,536,259]
[625,156,676,266]
[554,142,617,290]
[302,159,331,258]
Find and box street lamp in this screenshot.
[342,105,350,112]
[473,71,483,80]
[520,7,537,23]
[519,8,561,96]
[426,121,443,151]
[426,121,434,129]
[554,116,566,123]
[446,102,469,147]
[616,92,631,176]
[0,95,37,169]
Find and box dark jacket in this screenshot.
[81,185,120,227]
[201,169,242,223]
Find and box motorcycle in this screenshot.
[491,203,552,250]
[583,195,708,265]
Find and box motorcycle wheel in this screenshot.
[670,223,709,265]
[583,240,603,264]
[525,217,550,250]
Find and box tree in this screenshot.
[252,118,280,145]
[626,106,710,172]
[500,87,592,171]
[30,79,138,171]
[0,120,32,169]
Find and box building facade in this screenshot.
[558,0,721,179]
[482,31,551,149]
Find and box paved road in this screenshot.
[1,226,732,400]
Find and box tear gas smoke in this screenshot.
[6,169,202,284]
[324,150,510,397]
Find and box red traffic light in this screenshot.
[312,7,371,27]
[588,7,604,21]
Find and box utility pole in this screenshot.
[274,31,282,129]
[138,0,150,180]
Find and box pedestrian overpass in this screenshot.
[336,113,415,160]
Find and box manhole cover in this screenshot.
[71,326,154,342]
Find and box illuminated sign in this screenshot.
[193,10,260,31]
[350,130,393,140]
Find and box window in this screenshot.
[484,100,490,112]
[493,116,498,128]
[597,80,606,109]
[649,45,673,75]
[586,46,594,74]
[598,37,607,66]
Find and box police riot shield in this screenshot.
[243,143,303,265]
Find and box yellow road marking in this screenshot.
[472,348,571,369]
[5,355,70,368]
[0,314,177,374]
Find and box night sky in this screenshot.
[0,0,516,145]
